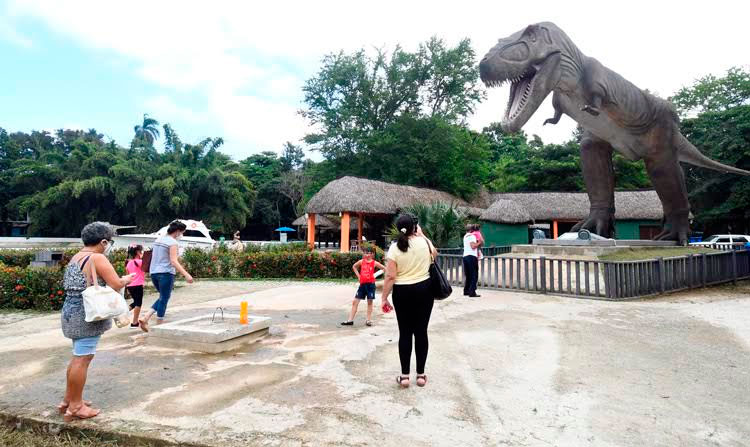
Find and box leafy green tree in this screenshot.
[300,36,485,197]
[363,114,489,198]
[280,142,305,172]
[669,67,750,233]
[670,67,750,118]
[2,122,256,236]
[238,152,297,238]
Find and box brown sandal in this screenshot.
[63,404,100,422]
[396,375,410,388]
[57,400,92,414]
[416,374,427,387]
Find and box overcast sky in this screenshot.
[1,0,747,159]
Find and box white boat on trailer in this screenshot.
[113,219,216,251]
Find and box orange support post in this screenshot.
[307,214,316,249]
[340,212,351,252]
[553,220,559,239]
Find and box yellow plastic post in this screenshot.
[240,301,248,325]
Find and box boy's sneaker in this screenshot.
[340,321,354,326]
[365,320,373,326]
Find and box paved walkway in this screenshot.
[1,280,749,446]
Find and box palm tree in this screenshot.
[385,202,467,247]
[133,114,160,147]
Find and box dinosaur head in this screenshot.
[480,22,564,132]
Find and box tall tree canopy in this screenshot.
[300,37,485,198]
[670,67,750,232]
[1,123,256,236]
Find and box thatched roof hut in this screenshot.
[293,215,336,228]
[304,176,469,215]
[458,206,485,217]
[491,190,663,221]
[480,199,533,224]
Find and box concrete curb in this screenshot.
[0,411,208,447]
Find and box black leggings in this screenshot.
[126,285,143,309]
[392,279,434,375]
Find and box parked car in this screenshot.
[690,234,750,246]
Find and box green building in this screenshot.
[479,191,663,246]
[479,199,533,246]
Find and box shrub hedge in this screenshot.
[0,243,385,311]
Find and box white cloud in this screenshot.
[0,15,32,48]
[144,95,203,125]
[7,0,750,157]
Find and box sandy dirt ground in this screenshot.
[1,279,749,447]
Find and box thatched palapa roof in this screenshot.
[480,199,533,224]
[304,176,665,224]
[304,176,469,215]
[491,191,664,221]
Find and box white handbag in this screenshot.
[82,255,129,322]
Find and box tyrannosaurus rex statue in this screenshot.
[479,22,749,245]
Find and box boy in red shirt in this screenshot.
[341,247,385,327]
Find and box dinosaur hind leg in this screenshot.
[644,153,690,246]
[571,131,615,238]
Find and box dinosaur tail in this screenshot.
[675,133,750,175]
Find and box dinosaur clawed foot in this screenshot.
[571,209,614,238]
[653,228,689,246]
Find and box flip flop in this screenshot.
[63,404,100,422]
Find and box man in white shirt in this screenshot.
[463,224,482,297]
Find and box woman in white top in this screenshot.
[381,214,437,388]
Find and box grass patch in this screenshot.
[600,247,720,261]
[0,426,121,447]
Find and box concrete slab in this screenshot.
[149,328,270,354]
[149,313,271,343]
[1,279,750,447]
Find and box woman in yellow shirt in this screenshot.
[381,214,437,388]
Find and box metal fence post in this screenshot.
[657,257,665,294]
[540,256,546,294]
[732,250,738,285]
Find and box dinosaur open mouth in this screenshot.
[482,67,538,121]
[504,68,536,121]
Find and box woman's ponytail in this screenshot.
[395,214,416,252]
